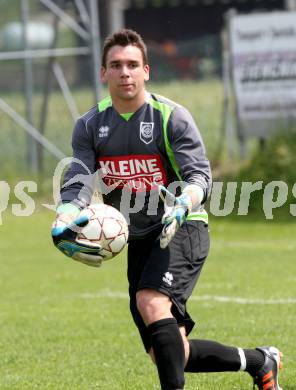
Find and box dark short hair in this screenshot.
[102,29,148,68]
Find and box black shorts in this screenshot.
[127,220,210,352]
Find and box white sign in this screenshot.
[230,12,296,123]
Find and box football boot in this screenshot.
[252,346,283,390]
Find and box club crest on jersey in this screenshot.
[140,122,154,145]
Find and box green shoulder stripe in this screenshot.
[148,96,182,181]
[98,96,112,112]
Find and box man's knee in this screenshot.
[136,288,172,325]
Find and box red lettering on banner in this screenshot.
[96,154,168,192]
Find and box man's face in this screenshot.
[101,45,149,103]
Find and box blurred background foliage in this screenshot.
[235,131,296,217]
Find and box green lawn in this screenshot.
[0,210,295,389]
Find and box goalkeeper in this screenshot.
[52,29,282,390]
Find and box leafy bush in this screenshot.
[237,130,296,218]
[239,131,296,183]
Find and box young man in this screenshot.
[51,29,283,390]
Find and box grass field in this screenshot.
[0,209,295,389]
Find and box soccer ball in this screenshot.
[76,203,129,260]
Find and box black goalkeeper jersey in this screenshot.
[60,92,212,239]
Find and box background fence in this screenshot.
[0,0,226,183]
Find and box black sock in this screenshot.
[148,318,185,390]
[244,349,265,376]
[185,339,241,372]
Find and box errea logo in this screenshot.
[98,126,110,138]
[162,272,173,286]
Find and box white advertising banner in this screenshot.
[230,12,296,126]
